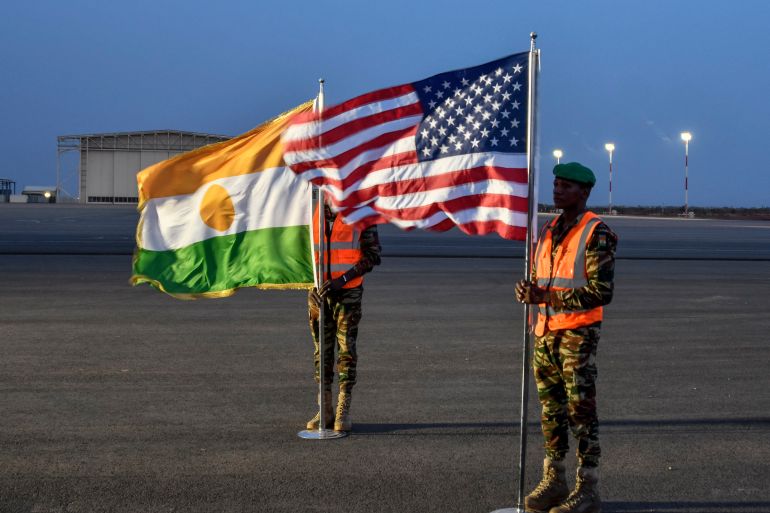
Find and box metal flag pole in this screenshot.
[298,79,346,440]
[491,32,540,513]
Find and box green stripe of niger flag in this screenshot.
[132,225,313,299]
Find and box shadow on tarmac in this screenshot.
[353,416,770,435]
[604,502,770,512]
[354,421,526,435]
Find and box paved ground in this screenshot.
[3,204,770,259]
[1,205,769,512]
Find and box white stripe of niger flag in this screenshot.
[131,101,315,299]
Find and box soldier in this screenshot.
[306,197,381,432]
[515,162,617,513]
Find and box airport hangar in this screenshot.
[56,130,231,204]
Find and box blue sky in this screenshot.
[1,0,768,207]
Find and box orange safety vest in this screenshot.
[313,206,364,289]
[534,211,604,336]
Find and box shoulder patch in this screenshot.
[597,233,608,249]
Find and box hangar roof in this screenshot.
[58,129,231,139]
[57,130,232,152]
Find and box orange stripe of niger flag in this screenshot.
[137,101,314,205]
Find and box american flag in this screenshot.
[282,52,531,240]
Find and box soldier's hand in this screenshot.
[515,280,531,303]
[319,277,346,296]
[515,280,548,304]
[310,287,323,307]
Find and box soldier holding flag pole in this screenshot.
[515,162,616,513]
[298,80,382,440]
[490,35,616,513]
[515,159,617,513]
[303,190,382,435]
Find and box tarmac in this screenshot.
[1,204,769,513]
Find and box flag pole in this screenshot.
[516,32,540,511]
[299,79,346,440]
[491,32,540,513]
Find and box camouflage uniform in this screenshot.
[531,212,617,468]
[309,210,381,393]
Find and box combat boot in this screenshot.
[306,390,333,430]
[334,390,352,432]
[524,458,569,513]
[549,466,601,513]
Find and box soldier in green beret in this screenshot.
[515,162,618,513]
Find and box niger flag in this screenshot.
[131,102,315,299]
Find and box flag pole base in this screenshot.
[297,428,348,440]
[488,508,525,513]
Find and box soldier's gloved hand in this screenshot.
[515,280,549,304]
[310,287,324,307]
[319,277,346,296]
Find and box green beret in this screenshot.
[553,162,596,187]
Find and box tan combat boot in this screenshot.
[334,390,352,432]
[524,458,569,513]
[549,466,600,513]
[306,390,334,430]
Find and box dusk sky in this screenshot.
[2,1,768,207]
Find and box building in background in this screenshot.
[57,130,230,204]
[0,178,16,203]
[21,186,57,203]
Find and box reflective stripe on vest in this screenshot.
[313,206,364,289]
[534,212,603,336]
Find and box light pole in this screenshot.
[680,132,692,216]
[604,143,615,214]
[552,149,563,165]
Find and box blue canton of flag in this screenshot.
[413,52,528,162]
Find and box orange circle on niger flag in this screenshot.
[199,184,235,231]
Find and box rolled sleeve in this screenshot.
[352,225,382,276]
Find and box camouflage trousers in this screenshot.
[533,326,601,467]
[308,287,363,393]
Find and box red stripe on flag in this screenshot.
[336,151,420,191]
[290,84,416,125]
[364,193,529,221]
[426,218,458,232]
[340,214,526,241]
[456,221,527,239]
[283,103,422,153]
[333,165,528,207]
[339,212,394,230]
[289,127,417,174]
[321,102,421,148]
[320,85,416,120]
